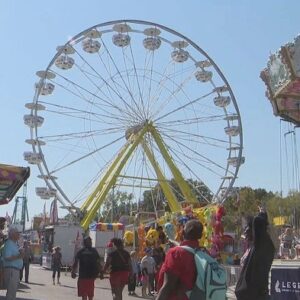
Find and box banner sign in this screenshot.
[271,268,300,300]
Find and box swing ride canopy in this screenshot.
[261,35,300,126]
[0,164,30,205]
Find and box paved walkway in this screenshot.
[0,264,237,300]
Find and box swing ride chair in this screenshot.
[23,20,244,229]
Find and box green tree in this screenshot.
[140,178,212,212]
[98,190,135,223]
[223,187,274,232]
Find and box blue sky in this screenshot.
[1,1,299,222]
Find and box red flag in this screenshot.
[50,199,58,224]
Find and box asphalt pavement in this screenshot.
[0,264,237,300]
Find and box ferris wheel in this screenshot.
[24,20,244,225]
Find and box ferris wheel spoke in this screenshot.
[161,131,228,173]
[42,102,129,127]
[49,69,113,109]
[49,69,136,121]
[142,51,157,119]
[156,114,227,126]
[127,43,148,119]
[72,159,113,205]
[118,49,142,115]
[168,144,229,181]
[159,126,233,149]
[147,62,196,117]
[74,47,136,111]
[94,50,144,121]
[99,38,146,119]
[145,60,177,114]
[53,61,141,123]
[76,62,143,123]
[153,91,215,123]
[49,136,124,175]
[149,69,196,119]
[74,63,141,121]
[39,126,124,144]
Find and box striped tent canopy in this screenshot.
[89,222,125,231]
[0,164,30,205]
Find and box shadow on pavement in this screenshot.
[22,282,45,287]
[96,286,111,291]
[0,297,38,300]
[59,284,76,289]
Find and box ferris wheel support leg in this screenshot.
[80,142,132,212]
[80,126,149,230]
[141,141,181,212]
[149,124,198,204]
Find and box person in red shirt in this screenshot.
[156,219,203,300]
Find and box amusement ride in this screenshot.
[23,20,245,245]
[261,34,300,195]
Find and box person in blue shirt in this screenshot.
[3,227,23,300]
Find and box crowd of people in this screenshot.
[0,206,281,300]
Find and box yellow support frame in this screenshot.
[141,140,181,212]
[80,121,197,230]
[148,124,198,204]
[80,125,148,230]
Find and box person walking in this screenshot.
[2,227,24,300]
[103,237,132,300]
[141,247,156,296]
[152,246,165,292]
[235,207,275,300]
[51,246,62,285]
[156,219,203,300]
[128,250,138,296]
[20,240,33,283]
[71,236,101,300]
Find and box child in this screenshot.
[128,251,138,296]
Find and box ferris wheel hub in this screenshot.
[125,121,148,140]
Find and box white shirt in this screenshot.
[141,255,156,274]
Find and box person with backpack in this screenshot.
[235,207,275,300]
[156,219,227,300]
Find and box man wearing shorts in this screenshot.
[71,236,101,300]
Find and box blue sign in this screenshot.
[271,268,300,300]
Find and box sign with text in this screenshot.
[271,268,300,300]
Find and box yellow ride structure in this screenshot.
[80,121,198,230]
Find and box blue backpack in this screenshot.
[181,246,227,300]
